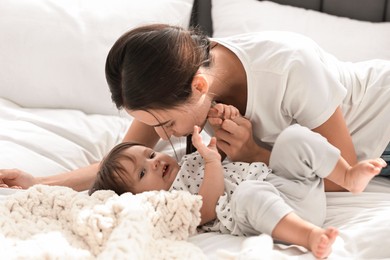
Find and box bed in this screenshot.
[1,0,390,259]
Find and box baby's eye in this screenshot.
[150,152,156,159]
[140,169,145,179]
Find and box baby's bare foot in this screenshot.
[308,227,338,259]
[345,158,386,194]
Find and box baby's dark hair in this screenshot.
[105,23,211,111]
[89,142,141,196]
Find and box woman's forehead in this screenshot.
[127,108,180,125]
[128,110,160,125]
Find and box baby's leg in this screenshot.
[231,181,294,236]
[272,212,338,259]
[270,124,341,181]
[231,181,337,258]
[327,158,386,194]
[270,124,386,194]
[232,179,335,258]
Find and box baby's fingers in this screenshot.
[223,105,239,120]
[191,126,203,145]
[207,137,217,149]
[208,117,223,127]
[213,103,225,115]
[192,126,209,151]
[208,106,223,118]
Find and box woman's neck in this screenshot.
[209,43,247,115]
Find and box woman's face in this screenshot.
[128,94,212,140]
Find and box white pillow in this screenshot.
[212,0,390,62]
[0,0,194,115]
[0,97,189,178]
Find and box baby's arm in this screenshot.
[191,126,224,225]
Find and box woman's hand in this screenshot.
[217,116,268,163]
[0,169,37,189]
[208,103,270,163]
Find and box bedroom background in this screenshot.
[1,0,390,259]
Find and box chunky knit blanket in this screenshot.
[0,185,205,259]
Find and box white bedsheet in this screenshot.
[190,177,390,259]
[1,97,390,259]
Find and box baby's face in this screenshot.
[122,145,180,193]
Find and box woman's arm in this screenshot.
[0,119,161,191]
[312,107,357,191]
[0,160,100,192]
[122,119,160,147]
[37,163,100,191]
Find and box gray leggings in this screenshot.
[230,124,340,236]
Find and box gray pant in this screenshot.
[230,124,340,236]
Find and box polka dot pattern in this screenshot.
[169,152,271,234]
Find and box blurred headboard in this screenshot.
[191,0,390,36]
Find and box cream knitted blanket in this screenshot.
[0,185,205,259]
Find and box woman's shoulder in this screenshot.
[213,31,322,57]
[213,31,325,74]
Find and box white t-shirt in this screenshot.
[211,31,390,160]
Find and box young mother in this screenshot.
[1,24,389,191]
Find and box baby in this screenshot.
[90,112,385,259]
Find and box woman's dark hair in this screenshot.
[105,24,211,111]
[89,142,141,196]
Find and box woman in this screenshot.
[1,24,389,191]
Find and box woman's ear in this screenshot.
[191,74,209,95]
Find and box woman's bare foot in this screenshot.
[308,226,338,259]
[344,158,386,194]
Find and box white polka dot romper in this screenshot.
[169,151,271,234]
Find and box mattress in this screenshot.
[1,97,390,259]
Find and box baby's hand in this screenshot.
[208,103,240,129]
[192,126,221,163]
